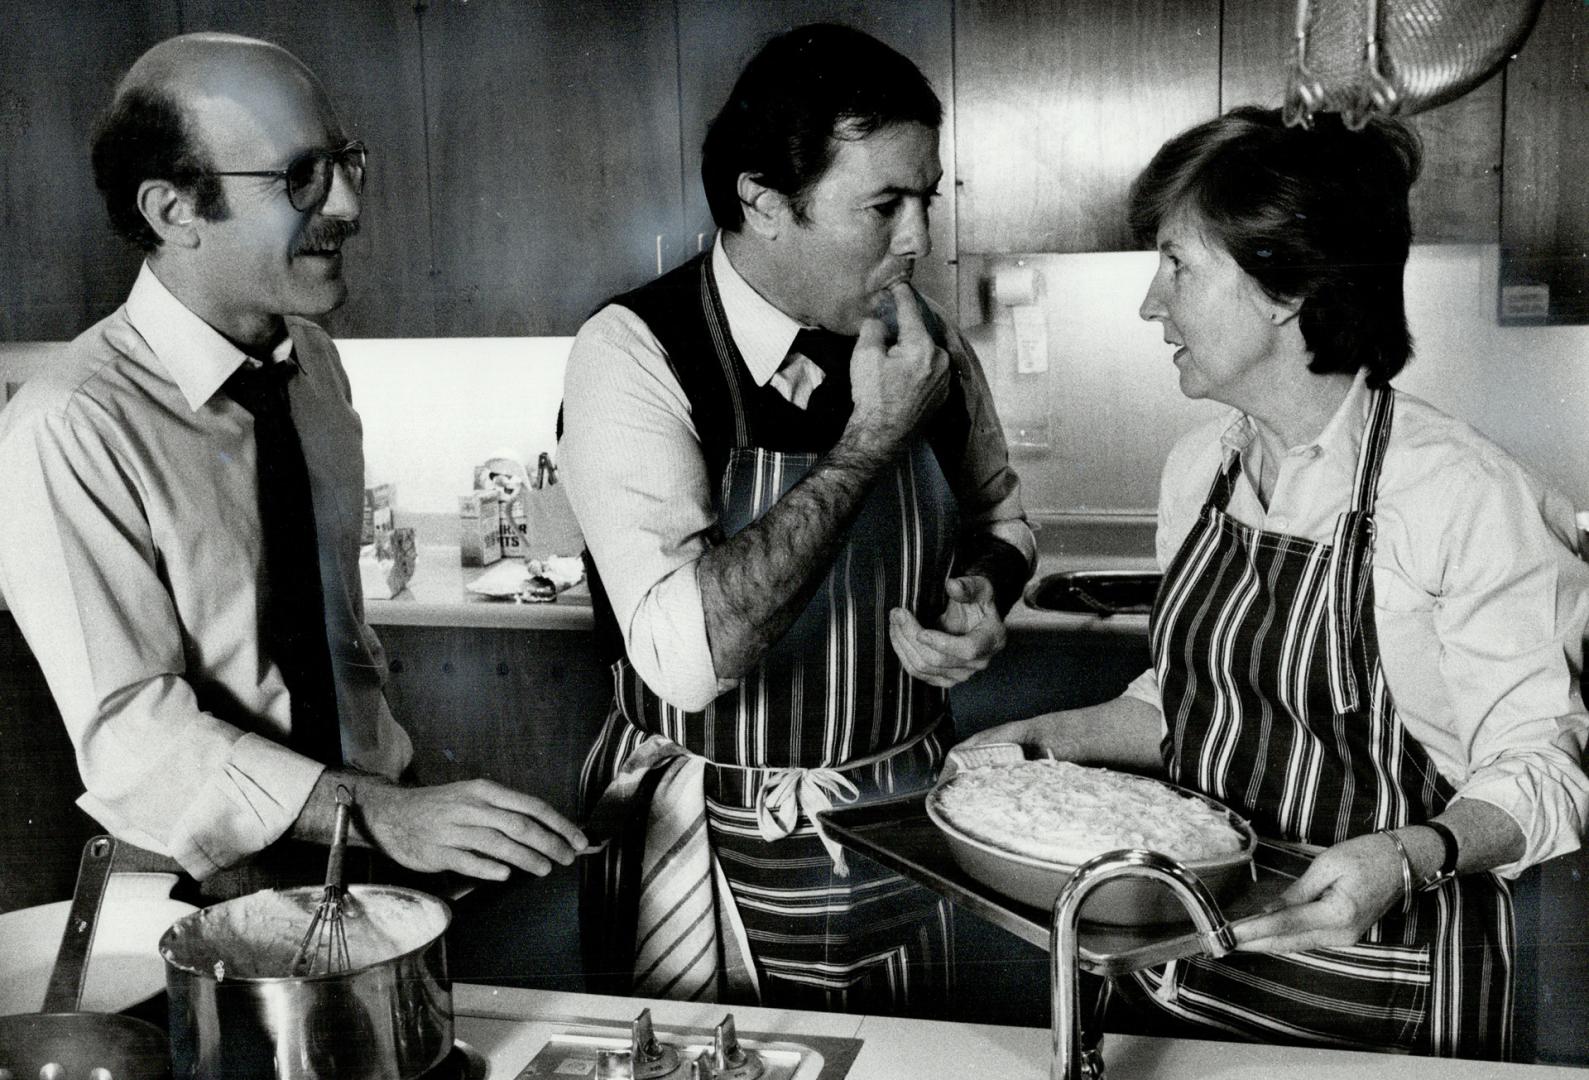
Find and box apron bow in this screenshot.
[754,766,861,875]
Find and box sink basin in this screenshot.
[1026,571,1161,615]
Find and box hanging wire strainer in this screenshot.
[1284,0,1545,128]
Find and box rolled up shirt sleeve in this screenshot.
[937,314,1036,573]
[559,305,731,711]
[0,403,324,880]
[1420,456,1589,877]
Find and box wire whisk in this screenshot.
[290,783,354,976]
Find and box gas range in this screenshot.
[451,988,864,1080]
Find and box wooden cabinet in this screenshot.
[0,614,102,912]
[955,0,1509,254]
[676,0,957,308]
[954,0,1221,254]
[180,0,436,337]
[365,621,612,994]
[4,5,1580,340]
[420,0,685,336]
[376,624,609,815]
[0,1,180,341]
[1219,0,1503,245]
[1499,0,1589,324]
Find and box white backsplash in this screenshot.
[336,336,572,515]
[958,243,1589,516]
[2,243,1585,522]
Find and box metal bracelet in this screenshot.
[1379,829,1416,915]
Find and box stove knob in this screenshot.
[631,1008,684,1080]
[697,1015,765,1080]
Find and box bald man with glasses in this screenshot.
[0,33,585,899]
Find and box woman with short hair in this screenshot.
[966,106,1589,1059]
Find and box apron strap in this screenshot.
[1325,388,1396,713]
[700,257,753,449]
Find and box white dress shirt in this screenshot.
[560,240,1035,711]
[1122,371,1589,877]
[0,263,411,879]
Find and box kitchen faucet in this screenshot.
[1050,849,1238,1080]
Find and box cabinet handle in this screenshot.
[697,232,706,253]
[656,235,663,275]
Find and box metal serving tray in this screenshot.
[818,795,1293,977]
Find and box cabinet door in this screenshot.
[1500,0,1589,324]
[179,0,436,336]
[1220,1,1502,245]
[954,0,1221,254]
[422,0,684,336]
[0,0,181,341]
[0,614,103,911]
[376,625,610,816]
[676,1,957,311]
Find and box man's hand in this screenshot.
[1233,832,1407,954]
[896,574,1004,682]
[353,778,589,881]
[888,574,1006,688]
[841,282,950,463]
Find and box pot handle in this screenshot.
[43,835,117,1013]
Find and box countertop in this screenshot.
[362,513,1160,633]
[0,514,1159,635]
[451,983,1581,1080]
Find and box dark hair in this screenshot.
[701,23,942,231]
[1128,106,1422,386]
[90,84,228,252]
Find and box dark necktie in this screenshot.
[223,359,343,766]
[790,326,970,463]
[791,328,856,445]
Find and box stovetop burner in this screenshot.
[419,1039,490,1080]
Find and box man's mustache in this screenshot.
[296,219,360,253]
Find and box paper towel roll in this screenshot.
[993,266,1039,306]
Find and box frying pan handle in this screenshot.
[42,835,117,1013]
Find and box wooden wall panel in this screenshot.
[954,0,1221,254]
[676,0,958,312]
[0,0,181,341]
[1220,0,1501,245]
[180,0,435,336]
[0,615,102,912]
[421,0,684,336]
[1500,0,1589,323]
[377,624,609,816]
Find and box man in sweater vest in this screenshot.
[561,23,1032,1014]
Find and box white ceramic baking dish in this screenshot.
[926,743,1256,926]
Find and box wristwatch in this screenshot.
[1415,820,1460,891]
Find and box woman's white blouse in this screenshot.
[1123,372,1589,878]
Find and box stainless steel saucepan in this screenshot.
[0,835,173,1078]
[160,884,453,1079]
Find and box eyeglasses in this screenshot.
[200,140,367,211]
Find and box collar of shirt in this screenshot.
[1219,368,1371,503]
[124,262,295,412]
[711,235,828,409]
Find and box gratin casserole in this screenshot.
[934,759,1247,866]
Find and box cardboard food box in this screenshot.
[363,482,396,557]
[459,490,503,567]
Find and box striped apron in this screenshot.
[578,255,957,1015]
[1122,388,1513,1059]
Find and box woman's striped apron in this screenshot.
[577,254,957,1015]
[1120,387,1513,1058]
